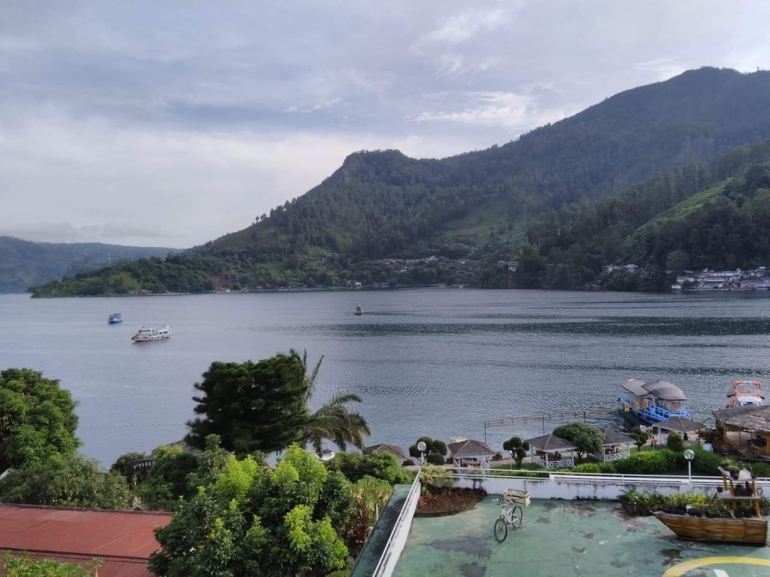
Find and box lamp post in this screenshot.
[417,441,427,466]
[684,449,695,484]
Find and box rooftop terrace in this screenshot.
[394,498,770,577]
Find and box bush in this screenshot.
[416,487,486,517]
[327,451,411,485]
[426,453,445,466]
[666,432,685,452]
[572,463,602,473]
[613,449,678,475]
[687,448,723,476]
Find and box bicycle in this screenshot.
[493,499,523,543]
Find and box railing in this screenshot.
[452,468,770,485]
[598,450,629,462]
[532,456,574,469]
[370,467,422,577]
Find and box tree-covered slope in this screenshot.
[31,67,770,296]
[505,141,770,290]
[0,237,171,293]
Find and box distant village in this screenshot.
[604,264,770,290]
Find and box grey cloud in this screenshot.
[1,0,770,246]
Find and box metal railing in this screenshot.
[370,468,422,577]
[451,468,770,485]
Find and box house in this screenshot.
[713,405,770,456]
[0,504,172,577]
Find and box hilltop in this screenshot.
[30,67,770,296]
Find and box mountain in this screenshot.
[30,67,770,297]
[0,237,172,293]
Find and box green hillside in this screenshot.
[30,67,770,297]
[0,237,172,293]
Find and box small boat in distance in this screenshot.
[131,325,171,343]
[108,313,123,324]
[726,380,764,408]
[618,377,692,424]
[316,448,335,462]
[354,305,364,316]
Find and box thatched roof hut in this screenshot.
[714,406,770,434]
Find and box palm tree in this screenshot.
[290,349,371,452]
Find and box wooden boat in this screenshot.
[654,467,768,545]
[354,305,364,316]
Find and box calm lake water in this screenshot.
[2,289,770,466]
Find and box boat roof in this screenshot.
[621,378,686,401]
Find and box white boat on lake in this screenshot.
[131,325,171,343]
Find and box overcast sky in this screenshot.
[1,0,768,248]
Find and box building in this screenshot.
[0,504,172,577]
[603,264,639,274]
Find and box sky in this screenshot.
[1,1,769,248]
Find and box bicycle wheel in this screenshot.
[510,506,523,530]
[493,517,508,542]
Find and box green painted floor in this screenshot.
[394,498,770,577]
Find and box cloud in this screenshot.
[634,57,687,81]
[411,9,511,49]
[0,222,172,244]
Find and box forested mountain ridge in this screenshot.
[30,67,770,296]
[0,237,172,293]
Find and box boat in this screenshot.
[726,380,764,408]
[618,377,692,425]
[654,467,768,545]
[131,325,171,343]
[354,305,364,316]
[108,313,123,324]
[316,448,335,462]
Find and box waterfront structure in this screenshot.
[524,433,575,468]
[364,443,409,463]
[652,416,704,444]
[714,405,770,456]
[618,378,692,424]
[448,439,496,470]
[593,428,634,461]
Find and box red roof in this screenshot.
[0,504,172,577]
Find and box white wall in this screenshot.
[374,478,421,577]
[453,473,770,500]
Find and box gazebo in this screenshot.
[652,416,705,444]
[363,443,409,463]
[525,433,576,469]
[714,405,770,456]
[593,428,634,462]
[448,439,496,471]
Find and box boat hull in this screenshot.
[654,512,768,545]
[132,336,170,343]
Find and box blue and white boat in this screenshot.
[618,377,691,424]
[108,313,123,324]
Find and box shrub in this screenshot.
[572,463,602,473]
[666,432,685,452]
[687,448,723,476]
[326,451,411,485]
[420,464,454,488]
[629,427,648,451]
[613,449,678,475]
[426,453,446,466]
[416,487,486,517]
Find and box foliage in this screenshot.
[408,437,448,464]
[666,432,685,452]
[149,443,353,577]
[613,449,680,475]
[419,464,453,489]
[325,451,412,485]
[629,427,649,452]
[2,552,100,577]
[0,368,80,474]
[185,352,311,455]
[571,463,602,473]
[342,475,393,557]
[415,487,486,517]
[552,423,604,459]
[134,447,202,510]
[0,453,131,509]
[110,451,151,485]
[34,69,770,298]
[502,436,530,467]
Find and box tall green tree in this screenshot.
[292,350,371,452]
[185,354,310,455]
[552,423,604,459]
[0,368,80,474]
[503,436,530,468]
[149,443,352,577]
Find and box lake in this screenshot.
[1,289,770,466]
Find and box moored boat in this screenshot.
[108,313,123,324]
[354,305,364,316]
[131,325,171,343]
[618,377,691,424]
[726,380,764,408]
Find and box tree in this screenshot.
[0,453,131,509]
[552,423,604,459]
[137,446,201,511]
[0,368,80,474]
[149,443,353,577]
[666,432,685,452]
[325,451,412,485]
[185,354,310,455]
[503,436,530,468]
[408,436,448,465]
[2,552,100,577]
[292,350,371,452]
[629,427,649,453]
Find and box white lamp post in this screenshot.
[684,449,695,484]
[417,441,427,466]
